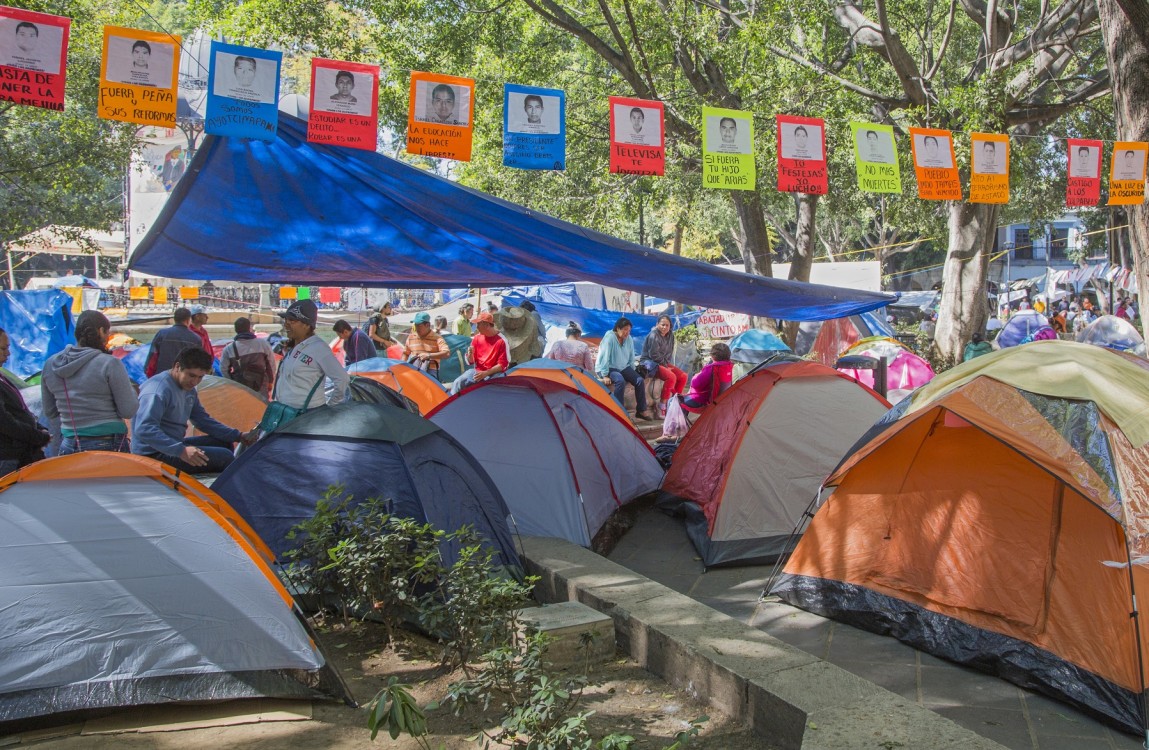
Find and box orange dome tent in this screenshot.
[192,375,268,436]
[505,358,627,422]
[347,357,448,415]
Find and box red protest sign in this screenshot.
[776,115,828,194]
[609,96,664,176]
[1065,139,1102,208]
[308,59,379,151]
[0,7,69,111]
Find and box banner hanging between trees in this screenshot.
[1108,142,1148,205]
[98,26,179,128]
[776,115,828,194]
[608,96,665,175]
[1066,138,1103,207]
[502,83,565,171]
[205,41,281,141]
[702,106,755,190]
[908,127,960,200]
[0,6,69,111]
[851,122,901,194]
[407,71,474,161]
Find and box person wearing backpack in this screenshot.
[365,301,397,352]
[219,317,276,397]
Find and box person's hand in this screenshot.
[601,376,612,386]
[35,428,51,447]
[181,445,209,467]
[240,429,259,446]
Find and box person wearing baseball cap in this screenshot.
[260,300,349,432]
[404,311,450,374]
[188,304,212,352]
[450,310,509,394]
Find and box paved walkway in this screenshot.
[607,507,1143,750]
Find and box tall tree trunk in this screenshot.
[934,202,999,366]
[780,193,819,346]
[1098,0,1149,337]
[731,191,773,277]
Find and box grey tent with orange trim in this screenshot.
[0,453,349,729]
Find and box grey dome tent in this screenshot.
[428,377,664,547]
[212,402,520,570]
[0,453,349,729]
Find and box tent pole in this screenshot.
[6,248,15,290]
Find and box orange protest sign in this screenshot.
[129,286,150,300]
[178,286,199,300]
[279,286,297,300]
[153,287,168,304]
[407,72,475,162]
[97,26,179,128]
[1108,142,1147,206]
[908,128,960,200]
[969,132,1009,204]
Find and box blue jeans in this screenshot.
[60,433,130,455]
[146,436,236,475]
[608,367,647,414]
[450,369,503,395]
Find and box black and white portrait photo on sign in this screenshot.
[212,51,276,104]
[313,67,372,116]
[974,140,1007,175]
[1069,146,1098,178]
[0,17,64,74]
[913,134,954,169]
[1113,149,1146,181]
[613,103,661,146]
[779,123,823,161]
[706,115,751,154]
[507,91,561,135]
[105,35,173,88]
[856,128,895,164]
[413,80,471,126]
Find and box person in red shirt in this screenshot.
[188,305,213,352]
[449,312,509,394]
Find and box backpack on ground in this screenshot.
[225,342,272,394]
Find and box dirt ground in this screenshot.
[19,619,765,749]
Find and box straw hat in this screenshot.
[500,307,538,362]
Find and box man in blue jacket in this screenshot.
[132,348,257,473]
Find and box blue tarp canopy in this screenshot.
[130,114,893,322]
[0,290,74,378]
[500,292,699,349]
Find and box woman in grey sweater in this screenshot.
[41,310,139,454]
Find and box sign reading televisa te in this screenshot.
[98,26,180,128]
[205,41,282,141]
[0,6,70,111]
[608,96,665,176]
[308,58,379,151]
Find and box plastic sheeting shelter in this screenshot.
[0,290,73,378]
[504,359,628,422]
[346,358,448,415]
[728,329,790,363]
[772,341,1149,734]
[1078,314,1146,355]
[837,337,935,396]
[659,361,888,566]
[212,402,519,569]
[501,292,701,348]
[129,114,893,321]
[428,378,663,547]
[0,453,348,727]
[996,310,1052,348]
[806,312,895,365]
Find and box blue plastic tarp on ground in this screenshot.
[0,290,74,378]
[130,114,893,321]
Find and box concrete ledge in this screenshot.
[521,536,1008,750]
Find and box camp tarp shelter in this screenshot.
[659,361,889,567]
[428,377,663,547]
[1077,314,1146,355]
[728,329,790,363]
[837,337,935,395]
[129,114,893,322]
[504,358,629,422]
[193,374,267,435]
[772,341,1149,734]
[438,333,471,384]
[996,309,1052,348]
[346,357,448,415]
[212,402,519,569]
[0,290,73,379]
[0,453,348,727]
[805,312,895,364]
[500,292,701,351]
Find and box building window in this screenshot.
[1050,228,1069,259]
[1013,228,1033,260]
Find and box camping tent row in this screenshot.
[772,341,1149,734]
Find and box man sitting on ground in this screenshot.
[333,319,377,368]
[450,311,508,394]
[132,348,257,474]
[405,312,450,374]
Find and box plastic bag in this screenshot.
[662,396,689,439]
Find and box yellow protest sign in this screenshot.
[98,26,180,127]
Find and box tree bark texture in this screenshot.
[731,191,773,278]
[934,202,999,365]
[781,193,819,346]
[1097,0,1149,337]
